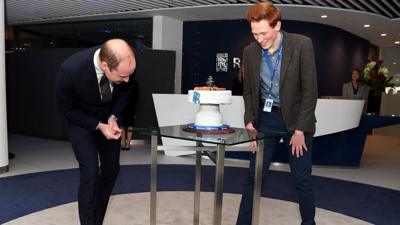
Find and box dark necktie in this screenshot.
[99,74,112,103]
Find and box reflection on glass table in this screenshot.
[139,125,285,145]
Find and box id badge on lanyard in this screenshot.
[262,46,281,113]
[263,98,274,112]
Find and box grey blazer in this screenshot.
[342,82,369,100]
[242,31,318,134]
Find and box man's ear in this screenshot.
[274,21,281,31]
[100,61,108,71]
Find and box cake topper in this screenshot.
[206,76,215,87]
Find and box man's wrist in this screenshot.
[294,129,304,134]
[97,122,106,131]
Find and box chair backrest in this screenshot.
[314,99,364,136]
[153,93,245,127]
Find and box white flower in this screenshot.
[366,61,376,69]
[363,67,371,78]
[379,67,389,78]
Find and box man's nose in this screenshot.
[256,35,263,43]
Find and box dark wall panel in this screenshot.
[182,20,251,93]
[6,49,81,140]
[6,48,175,140]
[182,20,370,97]
[134,49,176,130]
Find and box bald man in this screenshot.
[56,39,136,225]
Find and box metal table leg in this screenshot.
[150,134,158,225]
[251,139,264,225]
[193,143,202,225]
[213,144,225,225]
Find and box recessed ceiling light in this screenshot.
[395,41,400,44]
[321,15,328,18]
[381,33,387,37]
[363,24,370,28]
[393,62,397,65]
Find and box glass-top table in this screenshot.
[138,125,286,225]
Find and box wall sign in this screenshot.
[216,53,228,72]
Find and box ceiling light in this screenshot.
[395,41,400,44]
[393,62,397,65]
[321,15,328,18]
[380,33,387,37]
[363,24,370,28]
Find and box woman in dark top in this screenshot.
[342,68,369,100]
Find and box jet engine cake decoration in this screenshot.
[184,76,235,134]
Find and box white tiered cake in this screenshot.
[188,87,232,127]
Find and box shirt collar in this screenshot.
[93,48,103,83]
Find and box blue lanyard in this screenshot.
[262,44,283,92]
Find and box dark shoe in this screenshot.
[121,140,132,150]
[121,146,131,151]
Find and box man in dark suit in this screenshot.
[56,39,136,225]
[236,2,318,225]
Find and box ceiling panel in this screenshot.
[6,0,400,25]
[5,0,400,47]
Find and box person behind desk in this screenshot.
[342,68,369,100]
[121,77,138,150]
[232,64,244,96]
[236,2,318,225]
[56,39,136,225]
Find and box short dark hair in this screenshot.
[246,2,281,28]
[352,68,361,75]
[99,42,118,71]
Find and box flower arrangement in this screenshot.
[360,60,394,92]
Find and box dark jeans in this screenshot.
[72,131,121,225]
[236,110,316,225]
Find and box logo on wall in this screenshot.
[233,57,241,69]
[216,53,228,72]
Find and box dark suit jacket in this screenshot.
[56,47,130,144]
[243,31,318,134]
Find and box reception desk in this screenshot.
[273,115,400,166]
[153,94,400,167]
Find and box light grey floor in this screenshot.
[3,133,400,191]
[4,192,373,225]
